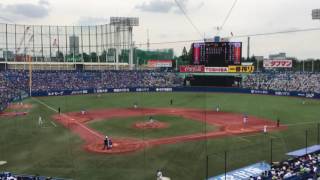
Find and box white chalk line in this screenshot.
[236,136,251,143]
[32,98,58,128]
[32,97,102,139]
[50,121,57,127]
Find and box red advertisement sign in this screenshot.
[180,65,205,73]
[205,67,229,73]
[263,60,293,68]
[193,43,201,65]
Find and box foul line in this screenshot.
[50,121,57,127]
[32,98,58,128]
[32,97,102,139]
[32,98,58,113]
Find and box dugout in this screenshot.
[182,73,242,87]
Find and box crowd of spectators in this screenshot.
[251,151,320,180]
[0,73,22,112]
[242,72,320,93]
[0,172,64,180]
[0,70,183,92]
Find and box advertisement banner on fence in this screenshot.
[180,65,205,73]
[263,60,292,68]
[228,66,255,73]
[30,87,320,99]
[205,67,229,73]
[209,162,271,180]
[147,60,173,68]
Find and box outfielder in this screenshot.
[38,116,43,126]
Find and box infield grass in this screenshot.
[88,115,217,139]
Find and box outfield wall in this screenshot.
[30,87,320,99]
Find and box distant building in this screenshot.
[254,56,264,61]
[69,35,80,55]
[269,53,286,60]
[2,50,14,60]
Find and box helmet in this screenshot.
[105,136,108,139]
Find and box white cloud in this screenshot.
[77,17,109,25]
[0,0,50,22]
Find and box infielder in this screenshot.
[263,125,268,133]
[243,113,248,125]
[216,105,220,112]
[133,102,138,109]
[81,109,86,115]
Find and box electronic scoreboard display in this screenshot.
[192,42,242,67]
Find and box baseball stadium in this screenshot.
[1,9,320,180]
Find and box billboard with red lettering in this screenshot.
[180,65,205,73]
[263,60,293,68]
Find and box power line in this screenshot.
[0,16,15,24]
[231,27,320,38]
[135,27,320,46]
[174,0,203,39]
[217,0,238,35]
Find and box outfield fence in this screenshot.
[29,86,320,99]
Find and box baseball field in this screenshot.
[0,92,320,180]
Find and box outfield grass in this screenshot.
[0,92,319,180]
[88,115,217,139]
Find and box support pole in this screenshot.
[317,123,320,145]
[305,130,308,154]
[115,26,120,70]
[206,155,209,180]
[5,24,8,62]
[40,25,44,61]
[247,36,250,61]
[129,27,133,70]
[270,138,273,164]
[224,151,227,180]
[28,56,32,97]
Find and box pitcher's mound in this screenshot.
[133,121,169,129]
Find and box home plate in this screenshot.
[0,161,7,166]
[113,143,119,147]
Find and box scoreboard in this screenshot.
[192,42,242,67]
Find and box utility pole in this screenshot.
[147,29,150,51]
[247,36,250,61]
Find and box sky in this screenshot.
[1,0,320,59]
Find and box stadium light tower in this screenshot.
[110,17,139,70]
[312,9,320,20]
